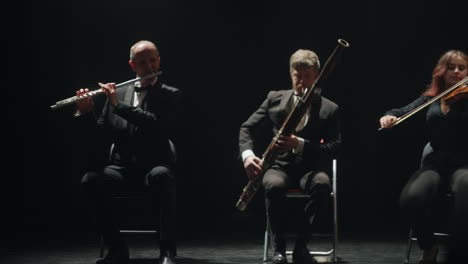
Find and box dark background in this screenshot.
[11,0,467,244]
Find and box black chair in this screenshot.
[263,159,338,263]
[404,142,451,264]
[99,140,177,258]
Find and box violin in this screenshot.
[378,76,468,130]
[443,84,468,105]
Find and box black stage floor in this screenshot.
[1,231,451,264]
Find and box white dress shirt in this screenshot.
[132,77,158,107]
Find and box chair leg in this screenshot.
[99,235,105,258]
[405,229,414,264]
[332,198,337,264]
[332,158,338,264]
[263,218,270,262]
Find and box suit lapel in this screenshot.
[124,85,134,105]
[120,85,135,130]
[278,90,294,122]
[300,95,322,134]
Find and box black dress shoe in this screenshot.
[160,255,176,264]
[272,251,288,264]
[96,244,129,264]
[160,245,177,264]
[418,246,438,264]
[292,245,316,264]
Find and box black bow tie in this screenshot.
[134,85,151,93]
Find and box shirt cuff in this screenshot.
[241,149,255,163]
[73,110,82,117]
[293,137,305,156]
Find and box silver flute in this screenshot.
[50,71,162,110]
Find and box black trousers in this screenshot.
[263,165,331,253]
[81,163,177,255]
[399,165,468,257]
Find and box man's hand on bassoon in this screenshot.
[275,135,299,152]
[244,156,263,180]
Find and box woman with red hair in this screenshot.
[380,50,468,264]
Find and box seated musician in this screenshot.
[379,50,468,264]
[75,40,181,264]
[239,49,341,264]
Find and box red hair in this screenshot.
[422,50,468,96]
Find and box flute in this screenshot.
[50,71,162,110]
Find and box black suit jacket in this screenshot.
[81,80,182,169]
[239,89,340,170]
